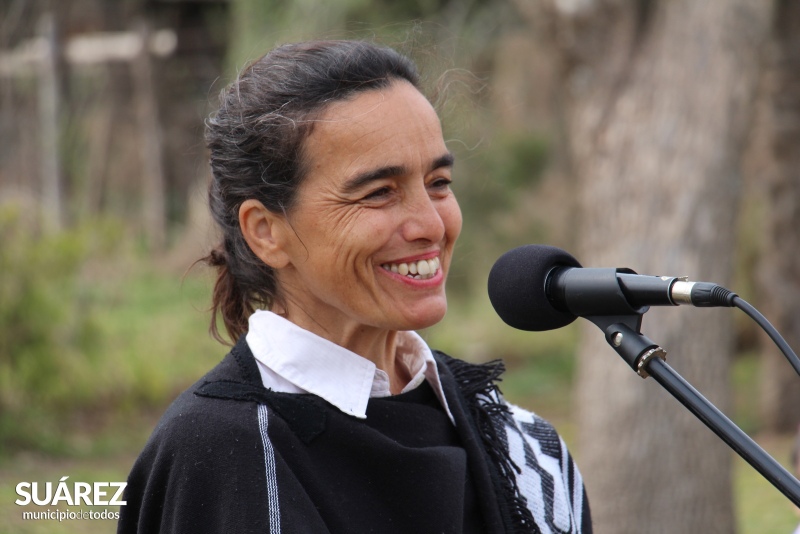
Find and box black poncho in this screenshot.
[118,338,591,534]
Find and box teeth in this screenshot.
[381,257,441,280]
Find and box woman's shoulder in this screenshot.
[133,338,326,464]
[133,354,262,467]
[119,347,283,533]
[143,341,309,451]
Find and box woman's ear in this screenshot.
[239,199,292,269]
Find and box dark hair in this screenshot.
[202,40,420,344]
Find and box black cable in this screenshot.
[732,295,800,377]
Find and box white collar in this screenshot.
[245,310,454,423]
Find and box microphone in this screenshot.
[488,245,800,507]
[487,244,737,332]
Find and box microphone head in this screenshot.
[488,244,582,331]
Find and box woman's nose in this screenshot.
[401,187,446,243]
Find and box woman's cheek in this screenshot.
[443,196,463,242]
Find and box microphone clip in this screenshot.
[585,313,666,379]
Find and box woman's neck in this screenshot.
[278,306,412,394]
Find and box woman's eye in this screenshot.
[429,178,452,190]
[364,187,391,200]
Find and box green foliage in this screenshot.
[0,208,105,453]
[0,208,227,457]
[88,269,223,415]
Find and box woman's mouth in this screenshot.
[380,257,441,280]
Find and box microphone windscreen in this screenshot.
[488,244,581,331]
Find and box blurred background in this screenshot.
[1,0,799,532]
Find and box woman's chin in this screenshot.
[391,301,448,331]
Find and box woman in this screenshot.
[118,40,591,534]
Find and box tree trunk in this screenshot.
[133,19,167,251]
[756,0,800,434]
[551,1,771,532]
[37,11,63,232]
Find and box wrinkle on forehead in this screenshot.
[306,84,442,169]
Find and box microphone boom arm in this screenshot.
[587,314,800,507]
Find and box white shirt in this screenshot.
[245,310,454,423]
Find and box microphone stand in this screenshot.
[585,314,800,507]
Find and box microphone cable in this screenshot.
[731,295,800,376]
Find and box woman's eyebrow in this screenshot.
[341,152,455,194]
[431,153,455,172]
[342,165,407,194]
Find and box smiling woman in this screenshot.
[117,40,591,534]
[239,81,462,375]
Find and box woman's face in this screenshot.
[276,80,462,335]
